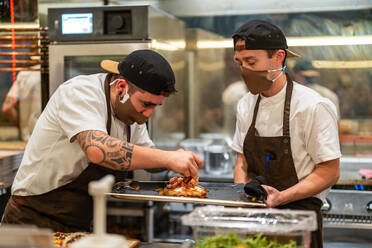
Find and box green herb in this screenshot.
[196,233,302,248]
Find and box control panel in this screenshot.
[321,189,372,216]
[48,6,149,42]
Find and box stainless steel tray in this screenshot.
[107,181,266,207]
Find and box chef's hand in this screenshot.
[165,149,203,178]
[261,185,283,208]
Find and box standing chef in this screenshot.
[231,20,340,248]
[2,49,202,232]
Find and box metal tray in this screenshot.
[107,181,266,207]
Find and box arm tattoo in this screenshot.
[76,130,134,171]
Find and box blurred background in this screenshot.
[1,0,371,157]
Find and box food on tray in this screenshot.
[156,176,207,198]
[53,232,89,247]
[196,233,301,248]
[54,231,140,248]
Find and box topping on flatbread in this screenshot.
[156,176,207,198]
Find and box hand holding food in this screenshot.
[165,149,203,178]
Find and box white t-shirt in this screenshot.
[309,83,341,118]
[7,67,41,141]
[231,81,341,201]
[12,73,154,196]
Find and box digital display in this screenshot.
[62,13,93,34]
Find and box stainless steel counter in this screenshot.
[139,243,181,248]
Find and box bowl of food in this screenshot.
[181,206,317,248]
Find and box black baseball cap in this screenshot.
[232,19,300,58]
[101,49,176,95]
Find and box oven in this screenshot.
[322,189,372,248]
[47,5,187,166]
[322,158,372,248]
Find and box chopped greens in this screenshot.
[196,233,302,248]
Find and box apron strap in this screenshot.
[249,74,294,137]
[104,75,112,136]
[283,73,294,137]
[126,124,131,143]
[250,95,262,130]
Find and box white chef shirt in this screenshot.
[231,81,341,201]
[12,73,154,196]
[7,66,41,141]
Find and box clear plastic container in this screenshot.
[182,206,317,248]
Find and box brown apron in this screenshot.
[243,74,323,248]
[2,76,131,232]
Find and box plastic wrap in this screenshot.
[182,206,317,248]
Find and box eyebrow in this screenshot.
[234,56,256,62]
[142,100,161,106]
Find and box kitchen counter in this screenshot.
[0,141,26,150]
[338,157,372,185]
[0,150,23,159]
[139,243,181,248]
[0,141,25,188]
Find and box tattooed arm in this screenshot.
[75,130,203,177]
[76,130,134,171]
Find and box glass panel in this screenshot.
[64,55,125,81]
[180,9,372,157]
[149,49,186,149]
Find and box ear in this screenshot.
[115,79,128,97]
[276,50,286,65]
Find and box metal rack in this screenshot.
[0,27,49,109]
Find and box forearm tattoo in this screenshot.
[76,130,134,171]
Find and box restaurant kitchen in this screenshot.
[0,0,371,247]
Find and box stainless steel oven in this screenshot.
[47,5,187,173]
[321,159,372,248]
[322,189,372,248]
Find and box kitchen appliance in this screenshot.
[321,157,372,247]
[322,189,372,248]
[48,5,186,150]
[47,5,187,180]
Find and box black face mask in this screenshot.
[114,90,148,125]
[240,66,285,95]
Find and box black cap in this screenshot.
[101,49,176,95]
[232,19,300,58]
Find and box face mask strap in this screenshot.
[268,65,286,82]
[267,65,286,73]
[270,70,284,82]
